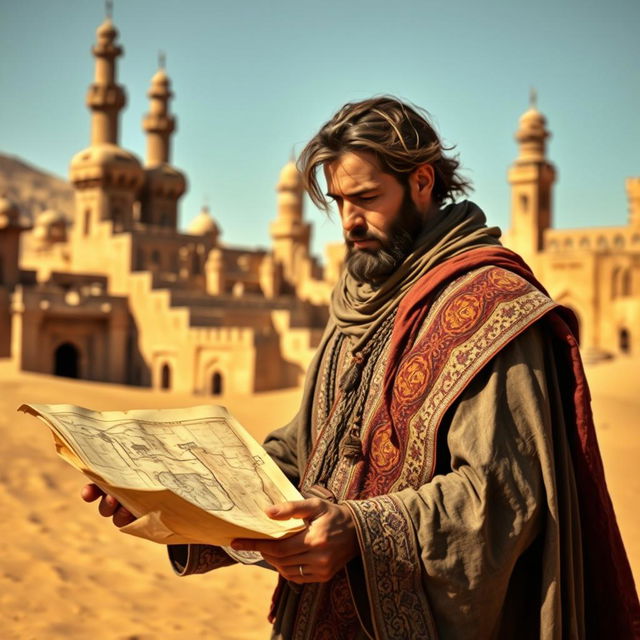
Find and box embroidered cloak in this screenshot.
[169,202,639,639]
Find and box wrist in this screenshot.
[337,502,360,560]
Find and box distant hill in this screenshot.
[0,153,74,224]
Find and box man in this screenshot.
[83,97,640,639]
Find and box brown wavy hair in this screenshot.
[298,96,472,211]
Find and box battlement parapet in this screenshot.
[544,227,640,253]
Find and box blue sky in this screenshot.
[1,0,638,257]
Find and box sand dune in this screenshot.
[0,357,638,639]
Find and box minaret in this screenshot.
[88,2,126,145]
[507,90,556,263]
[138,54,186,229]
[270,158,311,288]
[142,52,175,167]
[69,5,144,238]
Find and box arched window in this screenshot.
[519,194,528,213]
[597,236,607,250]
[620,328,631,354]
[614,235,625,249]
[579,237,590,249]
[211,372,223,395]
[622,270,632,297]
[161,363,171,390]
[84,209,91,236]
[54,343,79,378]
[192,252,201,275]
[612,267,621,299]
[113,207,123,232]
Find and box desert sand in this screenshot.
[0,356,638,639]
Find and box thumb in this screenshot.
[265,498,328,521]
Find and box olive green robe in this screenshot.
[171,322,585,639]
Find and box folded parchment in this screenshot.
[19,403,305,546]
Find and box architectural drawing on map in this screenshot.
[50,409,288,515]
[157,471,233,511]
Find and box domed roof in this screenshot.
[516,105,550,146]
[145,163,184,180]
[278,161,302,191]
[70,143,143,171]
[151,68,170,87]
[0,195,20,227]
[519,106,546,127]
[97,18,118,42]
[187,206,220,236]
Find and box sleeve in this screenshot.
[343,325,552,639]
[167,543,236,576]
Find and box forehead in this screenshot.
[324,151,388,194]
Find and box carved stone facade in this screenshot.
[0,16,340,394]
[1,19,637,393]
[502,99,640,361]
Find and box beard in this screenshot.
[344,191,423,285]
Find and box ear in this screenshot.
[408,164,435,214]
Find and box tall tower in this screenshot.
[270,159,310,288]
[87,8,125,145]
[69,11,144,237]
[507,91,556,264]
[138,55,187,229]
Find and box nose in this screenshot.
[341,202,366,233]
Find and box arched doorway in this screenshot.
[54,343,79,378]
[211,372,223,395]
[620,328,631,354]
[161,363,171,390]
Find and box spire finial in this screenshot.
[529,87,538,109]
[106,0,113,19]
[158,50,166,70]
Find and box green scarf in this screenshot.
[330,200,502,351]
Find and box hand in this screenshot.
[81,483,136,528]
[231,498,359,584]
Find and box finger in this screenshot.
[81,483,105,502]
[261,551,311,568]
[266,499,328,521]
[112,505,136,528]
[98,494,120,518]
[231,534,308,558]
[279,564,319,585]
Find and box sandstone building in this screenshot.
[1,18,638,394]
[502,97,640,361]
[0,16,336,394]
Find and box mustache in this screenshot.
[344,227,385,243]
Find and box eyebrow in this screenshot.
[325,185,380,199]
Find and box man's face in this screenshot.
[324,151,424,284]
